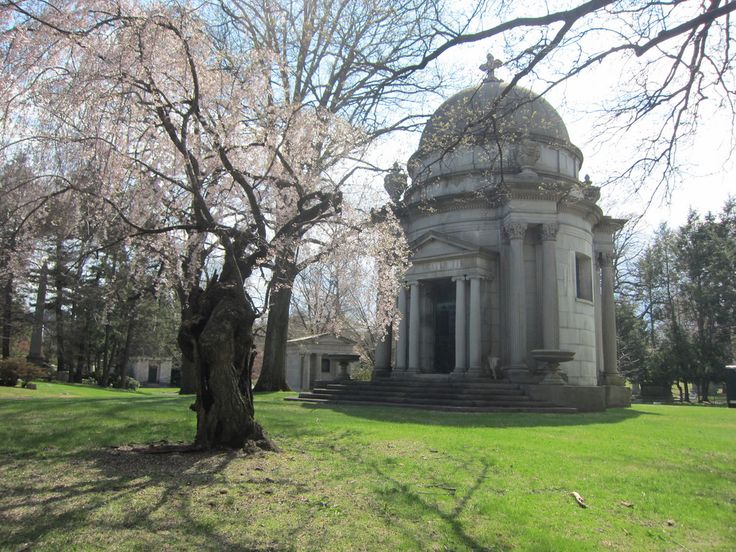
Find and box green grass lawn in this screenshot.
[0,383,734,551]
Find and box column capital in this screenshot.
[540,223,559,241]
[597,251,614,268]
[503,221,527,241]
[451,275,467,282]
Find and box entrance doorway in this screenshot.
[147,365,158,384]
[433,279,455,373]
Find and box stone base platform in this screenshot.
[288,378,577,413]
[525,383,631,412]
[290,378,632,413]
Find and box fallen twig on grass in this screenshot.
[571,491,588,508]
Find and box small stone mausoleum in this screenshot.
[373,56,630,411]
[285,334,361,392]
[127,356,173,386]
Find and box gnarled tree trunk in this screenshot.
[179,356,196,395]
[179,254,271,450]
[176,289,197,394]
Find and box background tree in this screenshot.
[224,0,482,391]
[616,202,735,401]
[400,0,736,200]
[676,208,735,400]
[0,154,49,359]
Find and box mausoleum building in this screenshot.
[373,57,630,410]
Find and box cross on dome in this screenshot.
[479,53,503,82]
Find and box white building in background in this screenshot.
[285,334,361,392]
[128,357,173,386]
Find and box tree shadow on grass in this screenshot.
[291,402,653,428]
[0,448,300,551]
[332,444,503,551]
[0,397,195,460]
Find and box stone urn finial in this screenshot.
[515,135,541,177]
[384,162,407,204]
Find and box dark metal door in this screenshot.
[433,280,455,373]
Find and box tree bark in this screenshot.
[102,336,117,388]
[115,307,136,387]
[179,251,271,450]
[255,261,297,392]
[2,277,12,359]
[176,284,197,394]
[54,242,66,372]
[101,323,111,386]
[698,379,709,403]
[179,355,196,395]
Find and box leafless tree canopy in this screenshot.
[400,0,736,198]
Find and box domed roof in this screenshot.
[417,79,571,155]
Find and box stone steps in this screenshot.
[288,378,577,413]
[320,380,521,389]
[317,384,526,397]
[300,394,557,409]
[285,397,576,414]
[308,388,529,402]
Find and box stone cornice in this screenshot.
[557,198,604,225]
[398,194,503,219]
[594,216,627,233]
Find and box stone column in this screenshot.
[505,222,528,379]
[453,277,467,374]
[467,276,483,376]
[600,252,624,385]
[541,224,560,349]
[337,361,350,380]
[593,255,605,379]
[27,262,48,365]
[396,285,408,372]
[407,281,421,374]
[373,324,392,379]
[299,353,308,390]
[315,353,323,383]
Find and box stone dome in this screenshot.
[417,79,571,155]
[407,78,583,188]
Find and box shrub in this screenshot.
[0,361,19,387]
[17,362,49,387]
[124,376,140,391]
[350,363,373,382]
[0,359,49,387]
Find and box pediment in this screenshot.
[287,333,356,346]
[410,231,479,260]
